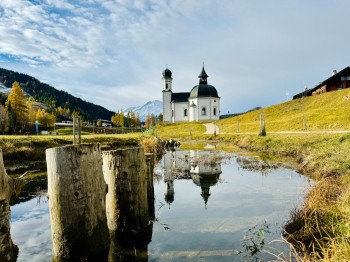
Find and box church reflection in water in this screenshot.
[162,149,222,208]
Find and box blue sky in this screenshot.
[0,0,349,114]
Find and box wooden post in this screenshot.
[259,114,266,136]
[145,153,155,220]
[46,143,109,259]
[102,148,153,260]
[0,149,18,261]
[73,116,82,144]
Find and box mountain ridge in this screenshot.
[0,67,115,121]
[124,100,162,121]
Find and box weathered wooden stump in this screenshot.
[46,143,109,259]
[145,153,155,220]
[0,149,18,261]
[102,148,154,260]
[0,150,14,201]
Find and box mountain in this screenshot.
[0,67,114,121]
[0,82,11,94]
[125,100,162,121]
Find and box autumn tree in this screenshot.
[111,110,124,127]
[97,119,102,127]
[5,81,28,133]
[145,113,156,129]
[0,104,9,134]
[36,108,56,127]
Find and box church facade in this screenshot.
[162,66,220,123]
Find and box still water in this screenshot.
[9,149,309,261]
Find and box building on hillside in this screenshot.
[162,65,220,122]
[293,66,350,99]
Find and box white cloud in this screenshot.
[0,0,350,114]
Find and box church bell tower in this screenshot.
[162,67,172,122]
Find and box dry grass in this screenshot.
[216,88,350,133]
[139,136,164,156]
[155,122,207,139]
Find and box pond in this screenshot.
[7,149,310,261]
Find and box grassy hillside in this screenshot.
[217,88,350,133]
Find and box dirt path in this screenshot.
[203,123,349,135]
[203,123,220,135]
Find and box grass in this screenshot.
[216,88,350,133]
[0,133,142,174]
[154,122,208,139]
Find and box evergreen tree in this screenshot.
[135,112,141,128]
[158,113,163,124]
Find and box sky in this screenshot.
[0,0,349,115]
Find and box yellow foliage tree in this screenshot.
[5,81,28,133]
[36,108,55,127]
[0,104,9,133]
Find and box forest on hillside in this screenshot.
[0,67,114,121]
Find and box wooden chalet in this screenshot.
[293,66,350,99]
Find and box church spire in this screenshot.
[198,63,208,84]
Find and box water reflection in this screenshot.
[8,149,309,261]
[162,150,222,208]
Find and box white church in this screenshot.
[162,65,220,122]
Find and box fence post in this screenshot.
[73,116,82,144]
[46,143,109,259]
[259,114,266,136]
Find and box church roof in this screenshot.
[162,68,172,78]
[189,84,219,98]
[171,92,190,102]
[198,66,208,78]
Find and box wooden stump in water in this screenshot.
[102,148,153,260]
[46,143,109,259]
[145,153,155,220]
[0,150,14,201]
[0,150,18,261]
[102,148,150,232]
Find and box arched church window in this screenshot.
[201,107,207,115]
[166,83,168,89]
[184,109,187,116]
[213,107,217,116]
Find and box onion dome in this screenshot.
[162,68,172,78]
[190,84,219,98]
